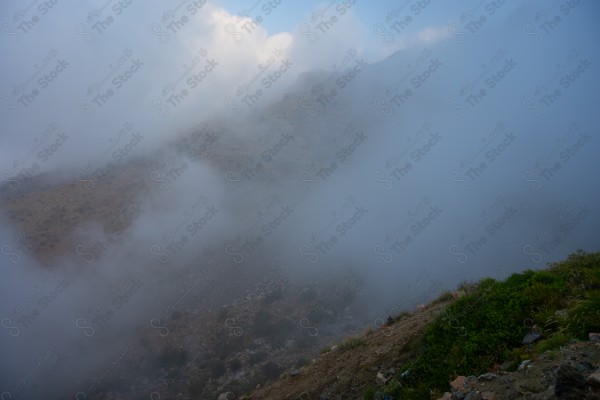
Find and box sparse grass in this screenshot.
[338,336,366,351]
[434,290,454,303]
[457,280,478,292]
[363,387,376,400]
[534,332,569,353]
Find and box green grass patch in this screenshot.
[371,250,600,399]
[338,336,367,351]
[534,332,569,353]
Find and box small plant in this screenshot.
[534,332,569,353]
[363,387,376,400]
[434,290,454,303]
[338,337,366,351]
[457,280,478,292]
[398,311,411,319]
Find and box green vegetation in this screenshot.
[433,290,454,303]
[338,336,367,351]
[363,387,376,400]
[364,250,600,399]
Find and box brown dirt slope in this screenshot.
[246,299,455,400]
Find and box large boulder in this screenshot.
[554,364,588,399]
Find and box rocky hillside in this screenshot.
[243,251,600,400]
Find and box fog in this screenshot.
[1,0,599,398]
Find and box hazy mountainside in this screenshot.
[0,57,389,400]
[1,3,599,399]
[0,60,371,264]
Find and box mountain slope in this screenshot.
[245,250,600,400]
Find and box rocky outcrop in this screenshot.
[437,340,600,400]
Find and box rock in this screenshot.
[218,393,234,400]
[376,371,389,384]
[587,371,600,389]
[522,332,542,345]
[575,361,593,372]
[465,375,478,391]
[464,392,481,400]
[437,393,452,400]
[450,375,467,392]
[477,373,498,381]
[554,364,587,399]
[288,368,301,377]
[387,367,396,374]
[480,392,495,400]
[590,332,600,342]
[518,360,531,371]
[517,378,546,393]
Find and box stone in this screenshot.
[554,364,587,399]
[480,392,495,400]
[590,333,600,342]
[575,361,593,372]
[478,373,498,381]
[464,393,482,400]
[288,368,301,377]
[450,375,467,392]
[376,371,389,384]
[518,360,531,371]
[465,375,478,390]
[587,371,600,389]
[218,393,234,400]
[522,332,542,345]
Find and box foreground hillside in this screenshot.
[246,251,600,400]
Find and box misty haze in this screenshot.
[0,1,599,399]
